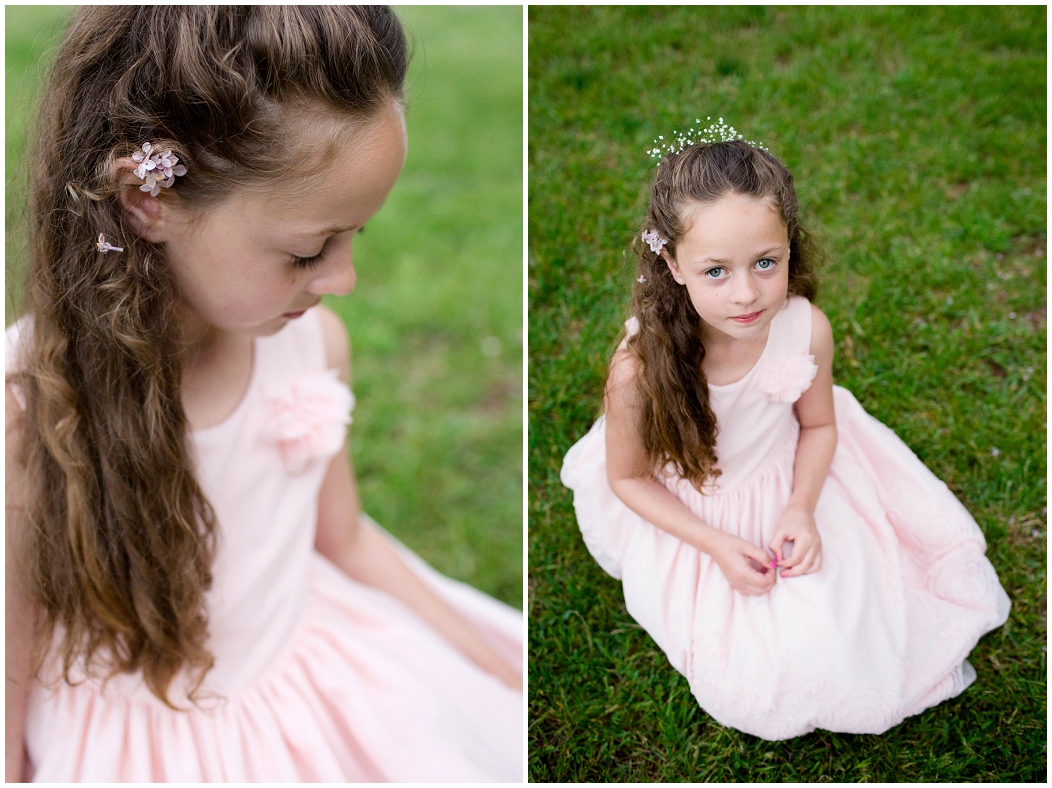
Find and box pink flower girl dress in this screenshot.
[561,295,1010,740]
[8,308,522,781]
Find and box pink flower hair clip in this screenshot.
[642,229,668,256]
[96,234,124,253]
[132,142,187,197]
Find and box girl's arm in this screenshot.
[770,303,837,577]
[6,387,35,783]
[605,347,776,596]
[311,308,521,691]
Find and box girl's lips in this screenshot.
[283,301,321,320]
[731,310,763,324]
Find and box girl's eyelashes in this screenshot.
[701,258,777,280]
[290,226,366,269]
[291,250,325,269]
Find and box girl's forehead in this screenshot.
[206,106,406,238]
[215,100,403,193]
[681,194,786,241]
[681,192,779,220]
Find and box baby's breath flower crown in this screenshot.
[646,116,767,162]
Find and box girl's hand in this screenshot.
[770,506,822,578]
[711,532,777,595]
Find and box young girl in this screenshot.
[6,7,521,782]
[561,121,1011,741]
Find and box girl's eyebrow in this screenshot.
[295,224,357,237]
[693,246,785,265]
[276,221,358,239]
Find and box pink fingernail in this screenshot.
[769,560,777,569]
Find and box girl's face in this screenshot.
[666,192,790,345]
[156,101,407,340]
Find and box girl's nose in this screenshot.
[309,250,356,297]
[732,273,759,305]
[328,257,357,296]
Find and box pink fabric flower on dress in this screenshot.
[758,354,819,403]
[263,369,355,473]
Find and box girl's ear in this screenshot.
[118,185,168,243]
[663,251,686,285]
[114,157,170,243]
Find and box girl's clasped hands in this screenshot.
[711,506,823,596]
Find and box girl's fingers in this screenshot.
[780,546,807,576]
[744,576,773,595]
[782,545,821,577]
[778,547,803,570]
[747,541,771,562]
[740,559,775,594]
[779,535,815,569]
[745,546,774,571]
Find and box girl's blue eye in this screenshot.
[756,258,776,270]
[704,267,726,279]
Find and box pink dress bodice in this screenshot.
[705,296,816,491]
[193,310,348,694]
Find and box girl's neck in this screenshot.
[173,302,236,363]
[174,306,255,431]
[699,319,769,353]
[699,321,771,386]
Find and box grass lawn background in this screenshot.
[529,5,1045,781]
[6,5,524,608]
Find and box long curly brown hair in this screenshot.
[625,140,818,490]
[8,6,407,708]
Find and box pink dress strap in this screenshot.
[756,297,818,404]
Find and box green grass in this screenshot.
[529,5,1045,781]
[6,6,523,608]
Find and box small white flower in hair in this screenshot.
[96,234,124,253]
[642,229,668,255]
[132,142,187,197]
[647,115,767,162]
[637,275,646,284]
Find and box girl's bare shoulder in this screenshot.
[609,342,640,381]
[807,302,834,360]
[6,383,28,511]
[315,305,351,384]
[606,343,643,412]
